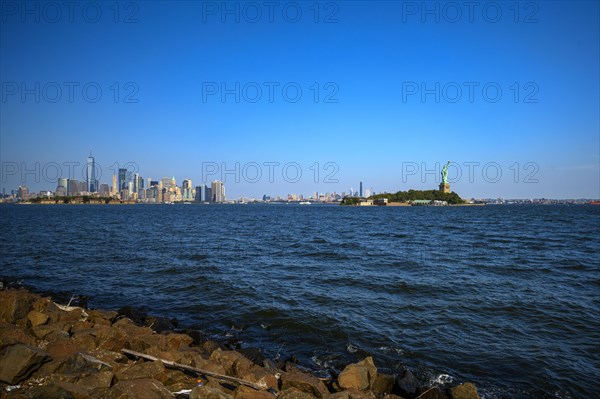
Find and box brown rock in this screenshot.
[449,383,479,399]
[79,370,115,388]
[115,360,165,382]
[191,385,235,399]
[0,320,37,348]
[382,395,405,399]
[0,289,37,325]
[240,364,279,390]
[27,310,49,326]
[343,389,376,399]
[46,339,82,361]
[55,352,112,375]
[280,368,329,398]
[371,373,394,396]
[210,349,254,377]
[338,357,378,391]
[278,387,318,399]
[88,309,118,326]
[20,383,75,398]
[234,385,276,399]
[108,378,173,399]
[0,343,51,384]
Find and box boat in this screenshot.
[299,201,311,205]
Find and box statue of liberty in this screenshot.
[441,161,451,184]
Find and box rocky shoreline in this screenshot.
[0,285,481,399]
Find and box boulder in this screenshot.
[280,368,329,398]
[88,309,118,326]
[278,387,319,399]
[448,383,479,399]
[191,385,235,399]
[144,315,178,333]
[0,343,51,384]
[20,383,75,399]
[394,369,421,398]
[371,373,394,396]
[0,320,37,348]
[338,357,378,391]
[210,349,254,377]
[55,352,112,375]
[234,385,276,399]
[0,289,37,325]
[108,377,174,399]
[418,387,448,399]
[115,360,166,382]
[27,310,49,326]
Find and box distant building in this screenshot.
[360,182,363,197]
[118,168,127,191]
[86,152,98,193]
[99,184,110,197]
[111,174,117,196]
[68,179,79,196]
[211,180,225,203]
[56,178,68,196]
[17,186,29,200]
[195,185,211,203]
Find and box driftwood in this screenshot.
[121,348,270,391]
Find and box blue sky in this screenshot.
[1,1,599,199]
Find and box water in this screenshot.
[1,204,598,398]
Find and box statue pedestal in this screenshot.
[439,183,450,193]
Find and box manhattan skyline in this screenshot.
[1,1,599,199]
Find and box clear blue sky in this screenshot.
[1,1,598,199]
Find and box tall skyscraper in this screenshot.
[118,168,127,191]
[360,181,363,197]
[56,178,68,196]
[111,174,117,196]
[86,151,98,193]
[211,180,225,203]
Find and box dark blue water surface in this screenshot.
[1,204,599,398]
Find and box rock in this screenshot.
[394,369,421,398]
[191,385,235,399]
[448,383,479,399]
[278,387,318,399]
[238,348,266,366]
[55,352,112,375]
[234,385,275,399]
[88,309,118,326]
[338,357,378,391]
[108,377,174,399]
[210,349,254,377]
[45,339,83,361]
[280,368,329,398]
[0,343,51,384]
[144,315,178,333]
[164,332,194,351]
[0,320,37,348]
[27,310,49,326]
[0,289,37,325]
[418,387,448,399]
[117,306,148,325]
[116,360,166,382]
[21,383,75,398]
[371,373,395,396]
[80,370,115,388]
[240,364,279,390]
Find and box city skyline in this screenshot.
[1,2,599,199]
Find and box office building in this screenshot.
[118,168,127,191]
[86,152,98,193]
[211,180,225,203]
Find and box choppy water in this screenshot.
[1,204,599,398]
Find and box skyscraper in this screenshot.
[360,181,363,197]
[111,174,117,196]
[118,168,127,191]
[211,180,225,203]
[86,151,98,193]
[195,185,211,202]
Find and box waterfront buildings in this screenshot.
[211,180,225,203]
